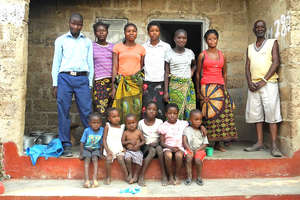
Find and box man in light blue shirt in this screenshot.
[52,13,93,157]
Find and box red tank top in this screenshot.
[201,50,225,85]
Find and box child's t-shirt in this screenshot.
[80,127,104,149]
[158,120,189,149]
[138,118,163,145]
[183,126,209,151]
[164,48,195,79]
[113,43,146,76]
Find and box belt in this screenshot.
[61,71,88,76]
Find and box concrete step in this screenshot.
[4,142,300,180]
[1,177,300,200]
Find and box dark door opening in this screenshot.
[151,20,203,59]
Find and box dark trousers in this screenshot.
[57,73,92,147]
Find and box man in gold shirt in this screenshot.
[244,20,282,157]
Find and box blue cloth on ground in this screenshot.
[26,138,64,165]
[120,186,141,194]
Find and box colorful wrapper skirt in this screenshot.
[112,71,143,123]
[142,81,165,120]
[199,83,238,142]
[169,76,196,120]
[93,78,112,122]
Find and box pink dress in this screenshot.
[158,120,189,152]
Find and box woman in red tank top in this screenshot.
[195,29,238,152]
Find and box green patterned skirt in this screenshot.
[169,76,196,120]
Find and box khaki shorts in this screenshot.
[246,82,282,123]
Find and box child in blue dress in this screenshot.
[80,112,104,188]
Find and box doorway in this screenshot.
[150,20,204,58]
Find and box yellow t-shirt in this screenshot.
[113,43,145,76]
[248,39,278,83]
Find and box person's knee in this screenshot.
[117,155,124,162]
[186,155,193,163]
[156,146,163,155]
[92,156,98,162]
[148,147,156,158]
[125,157,131,163]
[195,159,203,166]
[175,151,183,160]
[84,157,91,164]
[164,151,172,160]
[106,156,113,164]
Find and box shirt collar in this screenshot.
[146,40,163,47]
[66,31,85,38]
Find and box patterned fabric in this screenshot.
[169,76,196,120]
[142,81,165,120]
[124,150,143,166]
[112,71,143,123]
[93,78,112,122]
[200,83,238,142]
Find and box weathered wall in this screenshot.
[0,0,29,174]
[26,0,254,141]
[247,0,300,156]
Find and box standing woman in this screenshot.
[111,23,145,122]
[92,22,114,123]
[164,29,196,120]
[142,21,171,119]
[196,29,238,152]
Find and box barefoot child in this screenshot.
[122,114,146,184]
[183,109,208,186]
[138,101,167,187]
[158,103,189,185]
[102,108,128,185]
[79,113,104,188]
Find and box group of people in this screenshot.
[51,13,283,187]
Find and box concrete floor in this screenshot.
[67,142,280,159]
[2,177,300,197]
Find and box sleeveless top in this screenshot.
[201,50,225,85]
[248,39,278,83]
[103,123,125,157]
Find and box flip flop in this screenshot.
[184,178,192,186]
[271,147,282,157]
[244,144,265,152]
[83,181,91,188]
[196,178,203,186]
[91,180,99,188]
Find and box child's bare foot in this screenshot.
[83,180,90,188]
[138,176,146,187]
[126,174,132,183]
[174,176,181,185]
[161,176,168,186]
[214,144,226,152]
[91,180,99,188]
[129,178,135,184]
[104,177,111,185]
[168,177,176,185]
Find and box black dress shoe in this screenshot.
[62,146,73,157]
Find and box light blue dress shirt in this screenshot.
[51,32,94,87]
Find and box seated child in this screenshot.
[183,109,208,186]
[158,103,189,185]
[122,114,146,184]
[138,101,167,187]
[103,108,128,185]
[79,112,104,188]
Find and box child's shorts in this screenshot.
[185,149,206,161]
[83,148,101,158]
[124,150,143,166]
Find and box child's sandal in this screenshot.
[83,181,91,188]
[184,178,192,186]
[91,180,99,188]
[196,178,203,186]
